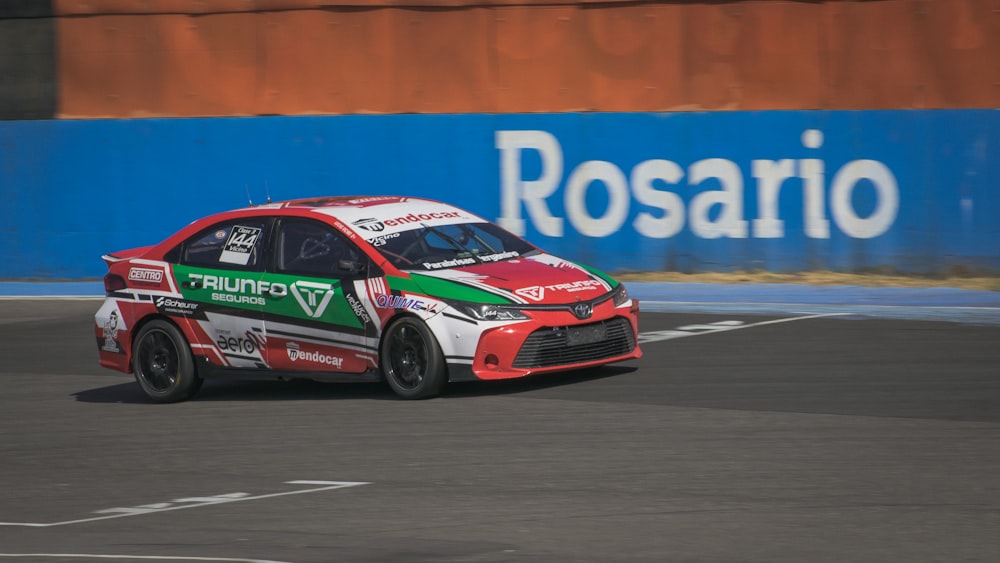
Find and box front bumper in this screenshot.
[450,300,641,381]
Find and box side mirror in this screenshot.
[337,259,365,275]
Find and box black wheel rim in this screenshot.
[136,329,178,392]
[387,324,427,390]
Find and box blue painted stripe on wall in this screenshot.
[2,110,998,278]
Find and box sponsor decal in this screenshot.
[352,211,467,235]
[346,292,371,325]
[128,267,163,284]
[290,280,335,318]
[185,272,344,318]
[220,225,262,266]
[547,280,605,293]
[286,342,344,368]
[155,296,200,316]
[349,196,404,205]
[515,280,604,302]
[382,211,463,228]
[376,294,423,310]
[515,286,545,302]
[422,257,477,270]
[368,231,401,247]
[216,330,266,356]
[353,217,385,232]
[375,294,440,313]
[101,310,122,353]
[186,273,281,307]
[212,293,265,306]
[331,219,357,240]
[479,251,520,263]
[351,216,398,243]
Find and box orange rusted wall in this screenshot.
[54,0,1000,118]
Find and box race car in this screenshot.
[95,196,641,401]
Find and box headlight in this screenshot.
[448,301,528,321]
[611,284,629,307]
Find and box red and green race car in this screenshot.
[95,196,641,401]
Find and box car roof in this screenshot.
[141,196,490,262]
[250,195,424,211]
[247,195,485,225]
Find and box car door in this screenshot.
[260,217,380,374]
[170,218,272,369]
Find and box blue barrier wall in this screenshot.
[2,110,998,279]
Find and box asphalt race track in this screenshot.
[1,298,998,562]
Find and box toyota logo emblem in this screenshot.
[571,302,592,319]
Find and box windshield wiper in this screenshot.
[458,224,499,255]
[419,223,484,263]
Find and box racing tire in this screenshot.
[380,317,447,399]
[131,319,203,403]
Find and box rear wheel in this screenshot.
[131,319,202,403]
[380,317,447,399]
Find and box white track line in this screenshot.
[639,312,848,344]
[641,300,1000,312]
[0,481,368,528]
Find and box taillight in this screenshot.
[104,273,127,294]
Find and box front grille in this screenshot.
[512,317,636,369]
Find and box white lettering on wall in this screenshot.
[630,159,684,239]
[752,129,831,239]
[496,128,899,240]
[751,158,797,238]
[565,161,630,237]
[496,130,563,237]
[688,158,748,239]
[830,159,899,239]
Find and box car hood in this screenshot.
[407,253,616,305]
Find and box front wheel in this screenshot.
[131,319,202,403]
[380,317,447,399]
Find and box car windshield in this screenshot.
[376,222,538,271]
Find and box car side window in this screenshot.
[275,218,361,278]
[179,220,269,270]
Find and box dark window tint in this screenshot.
[276,218,361,278]
[180,220,268,270]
